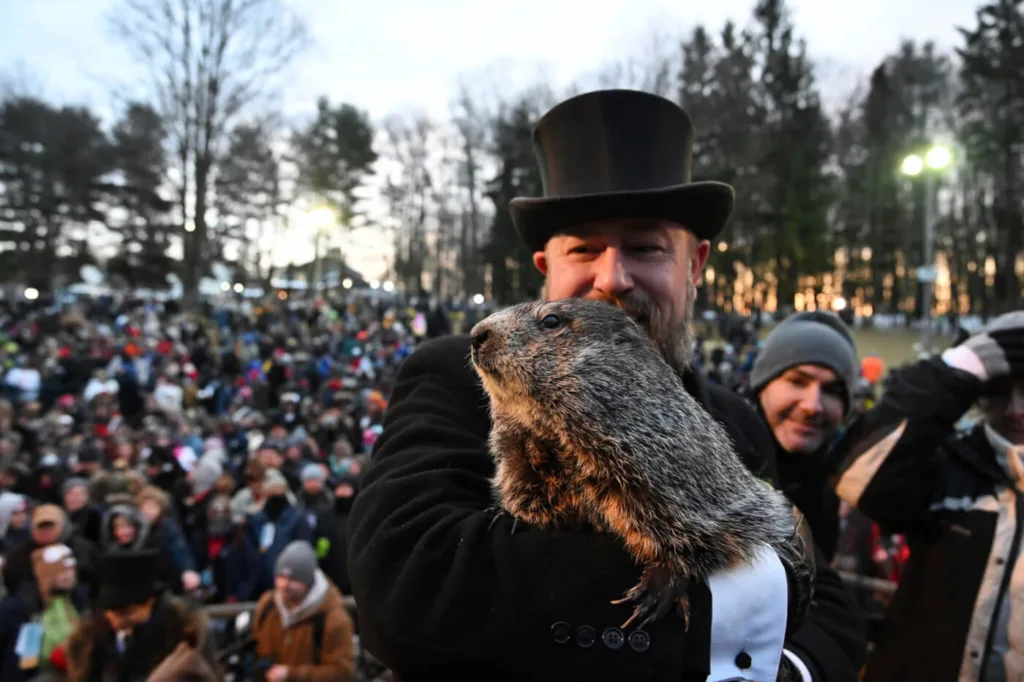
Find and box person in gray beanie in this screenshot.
[750,311,859,412]
[189,455,223,499]
[298,462,333,517]
[832,307,1024,680]
[748,310,859,562]
[251,539,356,682]
[61,476,102,545]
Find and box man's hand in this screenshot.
[959,326,1024,381]
[266,664,289,682]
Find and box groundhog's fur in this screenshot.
[470,298,813,634]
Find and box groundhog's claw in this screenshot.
[486,507,519,535]
[613,566,691,631]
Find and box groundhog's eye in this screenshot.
[539,314,563,330]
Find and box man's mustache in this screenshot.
[589,292,660,333]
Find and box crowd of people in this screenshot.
[0,291,456,681]
[0,283,1018,681]
[1,86,1022,682]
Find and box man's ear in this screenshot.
[533,250,549,276]
[691,239,711,286]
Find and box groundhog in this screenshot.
[470,298,814,635]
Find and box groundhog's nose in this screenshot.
[470,326,490,352]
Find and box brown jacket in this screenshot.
[253,573,355,682]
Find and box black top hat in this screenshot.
[94,549,162,610]
[510,89,734,252]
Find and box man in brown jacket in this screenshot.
[252,540,355,682]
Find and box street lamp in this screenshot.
[901,144,952,350]
[308,206,336,296]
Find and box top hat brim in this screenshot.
[510,181,734,253]
[95,580,160,611]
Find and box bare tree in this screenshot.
[110,0,308,306]
[450,81,493,298]
[381,113,435,294]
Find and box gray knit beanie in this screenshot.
[750,311,859,411]
[983,310,1024,334]
[979,310,1024,379]
[191,456,223,497]
[274,540,318,587]
[61,477,89,497]
[301,463,326,483]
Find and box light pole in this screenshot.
[308,207,336,297]
[900,145,952,351]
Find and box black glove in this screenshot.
[961,326,1024,381]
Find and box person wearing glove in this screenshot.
[833,309,1024,681]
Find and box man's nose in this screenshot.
[592,249,634,297]
[797,385,824,414]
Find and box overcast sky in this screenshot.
[0,0,979,281]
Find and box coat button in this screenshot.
[735,651,752,669]
[628,630,651,653]
[551,621,572,644]
[576,625,596,648]
[602,627,624,650]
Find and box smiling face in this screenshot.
[533,219,709,375]
[758,364,846,455]
[980,379,1024,445]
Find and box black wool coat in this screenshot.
[347,334,866,682]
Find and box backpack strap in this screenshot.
[310,610,326,665]
[254,597,274,632]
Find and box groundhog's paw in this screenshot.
[613,565,691,631]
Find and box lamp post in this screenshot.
[900,145,952,351]
[309,207,336,296]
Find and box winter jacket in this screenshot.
[252,571,355,681]
[834,355,1023,681]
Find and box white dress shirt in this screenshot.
[707,544,806,681]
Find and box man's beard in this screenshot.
[540,280,697,376]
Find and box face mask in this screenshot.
[263,494,288,517]
[207,518,233,538]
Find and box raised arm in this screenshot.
[833,356,983,533]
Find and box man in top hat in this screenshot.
[65,549,217,682]
[347,89,865,681]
